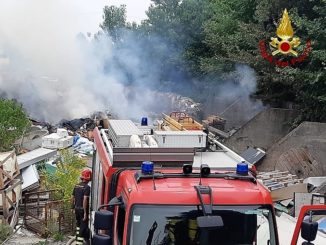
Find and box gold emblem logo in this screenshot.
[270,9,300,56]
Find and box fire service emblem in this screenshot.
[259,9,311,67]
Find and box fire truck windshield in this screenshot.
[129,205,277,245]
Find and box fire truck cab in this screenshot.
[90,119,325,245]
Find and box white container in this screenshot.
[154,131,206,148]
[56,128,69,137]
[129,135,142,148]
[144,135,158,148]
[108,120,142,147]
[42,133,73,149]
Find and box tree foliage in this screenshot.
[100,5,128,42]
[42,150,87,201]
[100,0,326,122]
[0,99,30,151]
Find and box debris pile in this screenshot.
[14,125,49,152]
[151,92,202,119]
[202,115,226,130]
[0,112,103,231]
[257,170,306,202]
[0,151,21,227]
[17,147,57,192]
[72,135,94,156]
[257,170,326,224]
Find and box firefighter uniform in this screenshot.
[72,169,92,244]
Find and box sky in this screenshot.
[0,0,151,35]
[69,0,152,34]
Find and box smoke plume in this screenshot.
[0,0,263,127]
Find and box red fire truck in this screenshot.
[89,119,326,245]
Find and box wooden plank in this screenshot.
[0,151,20,189]
[271,183,308,201]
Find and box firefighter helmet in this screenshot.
[81,168,92,181]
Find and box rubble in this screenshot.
[257,170,307,201]
[202,115,226,130]
[304,177,326,189]
[14,125,48,151]
[58,117,95,132]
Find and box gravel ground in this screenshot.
[4,226,70,245]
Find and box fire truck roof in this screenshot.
[117,169,272,206]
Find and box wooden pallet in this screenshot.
[0,151,20,189]
[0,179,22,224]
[257,170,307,201]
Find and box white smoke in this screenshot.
[200,65,265,129]
[0,0,154,123]
[0,0,263,127]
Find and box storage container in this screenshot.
[154,131,206,148]
[107,120,142,147]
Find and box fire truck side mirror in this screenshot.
[94,210,114,231]
[301,220,318,244]
[197,215,224,229]
[108,196,123,206]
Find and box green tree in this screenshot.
[42,150,86,201]
[98,0,326,122]
[0,99,30,151]
[201,0,326,121]
[143,0,212,76]
[100,5,128,42]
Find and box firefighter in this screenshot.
[71,168,92,245]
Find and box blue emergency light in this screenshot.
[236,161,249,176]
[141,117,148,126]
[141,161,154,175]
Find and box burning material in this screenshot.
[202,115,226,131]
[152,92,202,119]
[58,117,95,132]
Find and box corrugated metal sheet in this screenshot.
[109,120,141,136]
[17,148,57,170]
[22,165,40,191]
[241,147,266,165]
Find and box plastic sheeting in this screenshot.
[73,135,93,155]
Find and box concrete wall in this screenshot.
[259,122,326,179]
[224,108,299,153]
